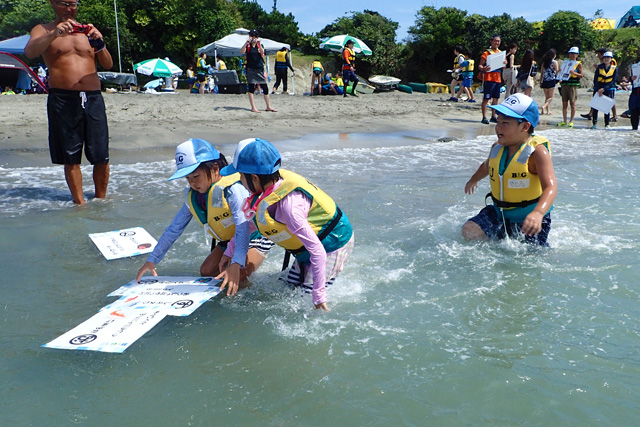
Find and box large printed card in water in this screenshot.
[89,227,157,260]
[42,308,167,353]
[42,276,222,353]
[104,276,223,317]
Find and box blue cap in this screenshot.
[489,93,539,128]
[220,138,281,176]
[168,138,221,181]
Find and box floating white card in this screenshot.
[89,227,157,260]
[42,309,166,353]
[43,276,221,353]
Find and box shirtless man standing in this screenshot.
[25,0,113,205]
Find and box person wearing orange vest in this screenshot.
[478,34,504,124]
[342,39,359,97]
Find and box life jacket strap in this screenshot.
[285,207,344,256]
[485,193,540,209]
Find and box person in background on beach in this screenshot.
[1,86,16,95]
[448,46,466,102]
[186,64,196,91]
[320,73,343,95]
[333,70,344,89]
[136,138,274,295]
[539,49,559,115]
[458,49,476,102]
[581,48,618,122]
[342,39,359,97]
[629,64,640,130]
[503,43,518,97]
[241,29,277,113]
[558,47,583,128]
[516,49,537,97]
[220,138,355,311]
[25,0,112,205]
[463,93,556,246]
[196,53,208,94]
[272,47,294,94]
[310,59,324,95]
[590,51,618,130]
[478,34,504,124]
[215,54,227,71]
[619,76,630,91]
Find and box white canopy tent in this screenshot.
[197,28,290,57]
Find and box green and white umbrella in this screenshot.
[133,58,183,77]
[319,34,372,56]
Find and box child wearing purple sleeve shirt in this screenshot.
[136,138,273,296]
[219,138,354,311]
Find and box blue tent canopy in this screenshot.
[0,34,30,55]
[617,6,640,28]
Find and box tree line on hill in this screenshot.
[1,0,636,83]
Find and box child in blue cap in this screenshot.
[136,138,273,295]
[219,138,354,311]
[462,93,557,245]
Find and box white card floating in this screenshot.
[104,276,222,317]
[89,227,157,260]
[43,276,222,353]
[42,309,166,353]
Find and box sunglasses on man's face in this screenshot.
[55,1,79,9]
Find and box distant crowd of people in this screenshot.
[446,34,636,130]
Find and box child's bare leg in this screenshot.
[462,221,488,241]
[200,245,225,276]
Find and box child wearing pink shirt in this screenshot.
[219,138,354,311]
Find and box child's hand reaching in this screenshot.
[464,179,479,195]
[136,261,157,282]
[521,211,543,236]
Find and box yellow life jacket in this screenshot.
[276,51,287,63]
[217,60,226,70]
[564,60,582,85]
[253,169,353,263]
[342,48,355,69]
[488,135,551,221]
[597,64,616,84]
[312,60,322,71]
[197,57,207,74]
[453,54,465,69]
[462,58,474,72]
[187,173,241,242]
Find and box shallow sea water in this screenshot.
[1,126,640,425]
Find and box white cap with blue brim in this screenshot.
[220,138,281,176]
[168,138,221,181]
[489,93,539,128]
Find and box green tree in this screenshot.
[0,0,52,38]
[538,11,601,56]
[407,6,468,82]
[233,0,299,46]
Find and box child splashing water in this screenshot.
[462,94,557,246]
[136,138,273,295]
[219,138,354,310]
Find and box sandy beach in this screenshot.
[0,87,610,167]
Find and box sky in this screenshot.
[255,0,631,41]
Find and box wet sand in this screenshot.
[0,88,615,167]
